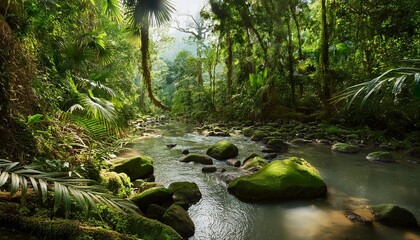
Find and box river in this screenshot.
[132,122,420,240]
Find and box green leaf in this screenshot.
[27,114,43,126]
[414,73,420,98]
[10,173,20,197]
[39,179,48,202]
[29,177,39,195]
[0,172,9,188]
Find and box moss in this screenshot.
[266,139,288,153]
[162,204,195,239]
[206,140,239,160]
[111,156,154,180]
[130,187,174,212]
[241,157,267,171]
[251,131,267,141]
[99,170,132,198]
[168,182,202,207]
[228,157,327,202]
[243,153,262,163]
[125,214,182,240]
[370,204,418,228]
[242,127,254,137]
[331,143,360,154]
[0,202,139,240]
[366,151,395,163]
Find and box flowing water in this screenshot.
[132,123,420,240]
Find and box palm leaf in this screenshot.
[0,159,139,216]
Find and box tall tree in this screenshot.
[124,0,175,111]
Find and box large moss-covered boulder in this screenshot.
[228,157,327,202]
[126,213,182,240]
[111,156,154,180]
[168,182,202,208]
[162,204,195,239]
[180,154,213,165]
[366,151,395,163]
[130,187,174,212]
[99,170,132,198]
[370,204,418,228]
[266,139,288,153]
[241,157,267,172]
[331,143,360,154]
[206,140,238,160]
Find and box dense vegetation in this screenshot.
[0,0,419,238]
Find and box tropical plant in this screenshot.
[0,159,139,217]
[124,0,175,111]
[333,60,420,109]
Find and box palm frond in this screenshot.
[124,0,176,27]
[332,65,420,108]
[101,0,123,23]
[0,159,139,216]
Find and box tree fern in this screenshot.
[0,159,139,217]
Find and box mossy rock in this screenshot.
[99,170,132,198]
[125,213,182,240]
[206,140,238,160]
[266,139,288,153]
[111,156,154,180]
[370,204,418,228]
[331,143,360,154]
[241,157,268,172]
[162,204,195,239]
[242,127,254,137]
[180,154,213,165]
[130,187,174,212]
[146,204,167,221]
[228,157,327,202]
[168,182,202,207]
[251,131,267,141]
[366,151,395,163]
[407,147,420,157]
[243,153,262,164]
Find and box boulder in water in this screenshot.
[162,204,195,239]
[206,140,238,160]
[202,166,217,173]
[331,143,360,154]
[241,156,267,172]
[366,151,395,163]
[370,204,418,228]
[228,157,327,202]
[130,187,174,212]
[226,159,241,167]
[168,182,202,207]
[266,139,288,153]
[180,154,213,165]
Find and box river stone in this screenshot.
[111,156,154,180]
[146,204,166,220]
[266,139,289,153]
[370,204,418,228]
[182,149,190,155]
[228,157,327,202]
[343,211,372,225]
[206,140,239,160]
[226,159,241,167]
[168,182,202,207]
[180,154,213,165]
[202,166,217,173]
[162,204,195,239]
[331,143,360,154]
[366,151,395,163]
[251,131,267,141]
[262,137,275,144]
[291,138,312,145]
[241,157,268,172]
[261,148,276,153]
[264,153,278,160]
[130,187,174,212]
[243,153,262,165]
[243,127,254,137]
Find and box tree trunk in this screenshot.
[289,3,303,60]
[225,31,233,94]
[197,44,203,86]
[319,0,332,115]
[286,17,295,106]
[140,24,170,111]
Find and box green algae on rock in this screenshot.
[130,187,174,212]
[331,143,360,154]
[366,151,395,163]
[370,204,418,228]
[111,156,154,180]
[180,154,213,165]
[241,156,268,172]
[228,157,327,202]
[206,140,239,160]
[162,204,195,239]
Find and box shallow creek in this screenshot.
[132,123,420,240]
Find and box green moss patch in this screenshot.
[168,182,202,207]
[228,157,327,202]
[180,154,213,165]
[370,204,418,228]
[366,151,395,163]
[331,143,360,154]
[241,157,267,171]
[206,141,239,160]
[130,187,174,212]
[111,156,154,180]
[162,204,195,239]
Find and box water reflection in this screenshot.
[133,123,420,240]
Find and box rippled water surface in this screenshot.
[133,123,420,240]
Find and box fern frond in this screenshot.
[0,159,139,216]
